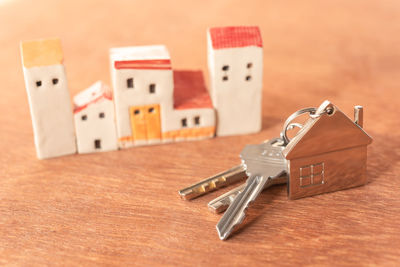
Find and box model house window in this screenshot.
[194,116,200,126]
[222,76,228,81]
[134,109,140,115]
[222,65,229,71]
[81,115,87,121]
[181,118,187,128]
[245,75,252,81]
[148,107,154,113]
[36,80,42,87]
[299,162,324,187]
[127,78,134,88]
[149,84,156,94]
[247,63,253,68]
[52,78,59,85]
[94,139,101,149]
[99,112,105,118]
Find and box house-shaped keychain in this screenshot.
[283,100,373,200]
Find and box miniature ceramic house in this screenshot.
[20,38,76,159]
[283,101,373,200]
[162,70,215,142]
[207,26,263,136]
[110,45,174,148]
[110,45,215,147]
[73,81,118,154]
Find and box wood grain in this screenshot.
[1,0,399,265]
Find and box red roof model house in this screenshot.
[207,26,263,136]
[162,70,215,141]
[73,81,118,153]
[110,45,215,148]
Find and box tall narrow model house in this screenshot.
[20,38,76,159]
[207,26,263,136]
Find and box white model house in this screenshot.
[110,45,215,148]
[20,38,76,159]
[110,45,174,148]
[73,81,118,153]
[207,26,263,136]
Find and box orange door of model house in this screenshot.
[129,104,161,141]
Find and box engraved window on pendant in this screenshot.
[299,162,324,187]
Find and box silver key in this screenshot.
[208,183,246,213]
[216,138,288,240]
[208,172,287,214]
[178,140,273,200]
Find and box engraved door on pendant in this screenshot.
[129,104,161,141]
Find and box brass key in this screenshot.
[178,165,247,200]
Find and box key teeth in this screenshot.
[178,164,247,201]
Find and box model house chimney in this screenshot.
[354,105,363,128]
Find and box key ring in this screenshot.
[280,106,335,145]
[280,107,317,145]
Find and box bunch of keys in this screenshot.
[179,100,373,240]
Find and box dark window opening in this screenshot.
[36,81,42,87]
[149,84,156,94]
[99,112,105,118]
[247,63,253,68]
[127,78,134,88]
[52,78,59,85]
[246,75,252,81]
[181,118,187,128]
[134,109,140,115]
[148,107,154,113]
[222,65,229,71]
[81,115,87,121]
[222,76,228,81]
[94,139,101,149]
[194,116,200,126]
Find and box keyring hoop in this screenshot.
[280,107,317,145]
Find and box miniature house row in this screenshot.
[20,26,264,159]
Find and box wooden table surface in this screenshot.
[1,0,399,265]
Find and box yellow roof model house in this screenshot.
[20,38,76,159]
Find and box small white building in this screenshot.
[73,81,118,154]
[110,45,215,147]
[20,38,76,159]
[207,26,263,136]
[110,45,174,148]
